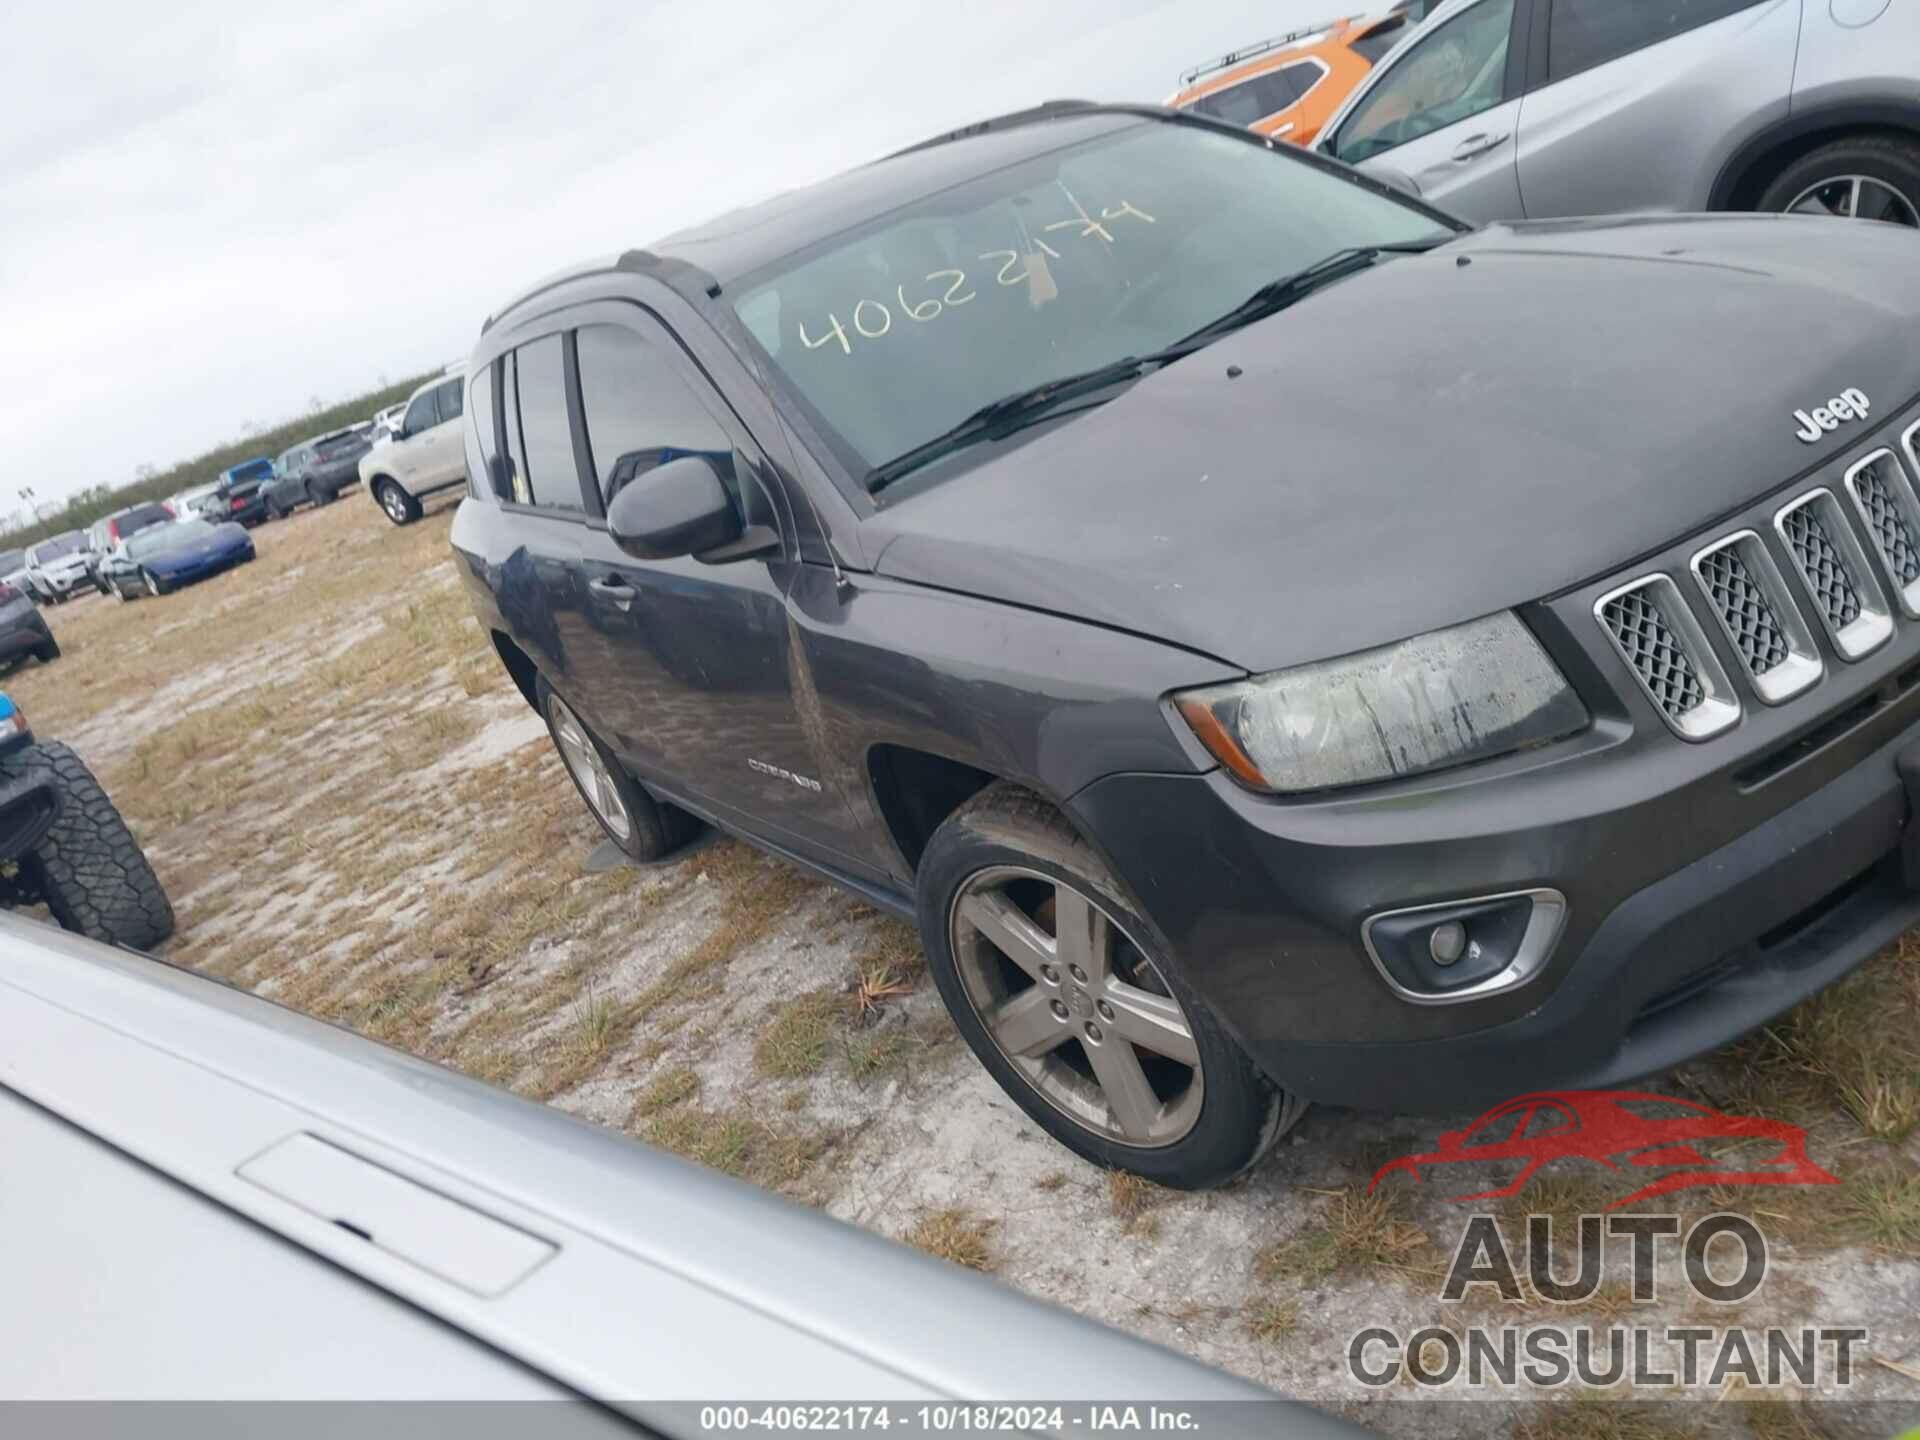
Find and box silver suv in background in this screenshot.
[358,368,467,526]
[23,531,94,605]
[1313,0,1920,226]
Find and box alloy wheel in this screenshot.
[1785,174,1920,227]
[547,694,632,843]
[381,484,409,523]
[949,865,1204,1147]
[144,571,160,597]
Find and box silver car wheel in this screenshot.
[949,865,1204,1148]
[381,484,409,523]
[144,571,160,597]
[548,694,632,843]
[1786,174,1920,227]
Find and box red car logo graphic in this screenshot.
[1368,1090,1838,1209]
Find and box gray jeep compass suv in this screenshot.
[455,102,1920,1188]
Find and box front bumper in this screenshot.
[34,568,88,598]
[155,547,253,587]
[1076,711,1920,1113]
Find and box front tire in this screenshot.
[143,570,166,597]
[535,675,697,862]
[7,742,174,949]
[375,478,421,526]
[1759,135,1920,227]
[915,783,1303,1189]
[34,638,59,663]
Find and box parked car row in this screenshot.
[1176,0,1920,234]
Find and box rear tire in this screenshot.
[7,742,174,949]
[143,569,166,597]
[309,482,334,508]
[1758,135,1920,227]
[535,675,697,862]
[915,783,1304,1189]
[376,479,421,526]
[35,638,59,662]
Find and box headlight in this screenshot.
[1173,612,1589,794]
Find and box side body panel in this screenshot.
[1514,0,1801,217]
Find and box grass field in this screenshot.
[6,493,1918,1435]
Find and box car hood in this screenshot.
[861,215,1920,674]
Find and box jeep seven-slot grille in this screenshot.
[1697,545,1789,677]
[1854,455,1920,585]
[1600,588,1706,719]
[1780,505,1863,630]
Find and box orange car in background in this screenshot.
[1167,2,1444,147]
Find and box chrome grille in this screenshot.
[1774,488,1892,661]
[1600,588,1704,718]
[1780,504,1861,629]
[1697,545,1788,675]
[1853,455,1920,584]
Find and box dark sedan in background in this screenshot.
[263,425,375,517]
[212,457,275,527]
[100,519,255,600]
[0,579,57,668]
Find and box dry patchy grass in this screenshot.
[1253,1187,1434,1289]
[907,1207,997,1272]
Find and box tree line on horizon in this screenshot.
[4,371,441,551]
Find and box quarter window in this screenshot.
[573,323,733,508]
[511,335,583,513]
[468,362,505,500]
[1547,0,1765,83]
[434,377,465,422]
[1331,0,1515,164]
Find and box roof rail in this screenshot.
[883,100,1101,161]
[1177,16,1354,87]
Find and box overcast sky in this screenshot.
[2,0,1332,518]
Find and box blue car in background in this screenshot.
[213,456,275,526]
[98,519,255,600]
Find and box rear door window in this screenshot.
[1546,0,1767,82]
[1188,61,1320,126]
[510,336,583,513]
[401,389,439,438]
[573,322,733,508]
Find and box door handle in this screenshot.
[1451,131,1510,162]
[588,576,635,611]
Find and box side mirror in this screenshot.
[607,455,773,562]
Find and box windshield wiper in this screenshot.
[1174,239,1450,350]
[863,238,1449,495]
[865,344,1202,494]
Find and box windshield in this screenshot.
[729,120,1451,491]
[129,519,216,558]
[30,532,87,562]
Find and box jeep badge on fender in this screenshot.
[1793,387,1871,443]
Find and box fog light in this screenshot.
[1362,889,1567,1006]
[1428,921,1468,967]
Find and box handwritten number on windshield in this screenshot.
[794,199,1154,360]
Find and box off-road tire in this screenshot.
[8,742,173,949]
[534,675,699,862]
[1757,134,1920,226]
[915,782,1305,1188]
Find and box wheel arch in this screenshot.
[1711,100,1920,211]
[864,744,1000,874]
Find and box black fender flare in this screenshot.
[1710,98,1920,211]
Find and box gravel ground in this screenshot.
[5,496,1918,1438]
